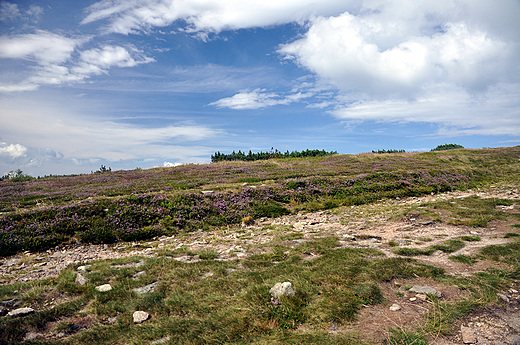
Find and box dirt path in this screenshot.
[1,187,519,344]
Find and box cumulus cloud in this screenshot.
[0,143,27,159]
[0,30,154,92]
[278,5,516,97]
[163,161,183,167]
[73,45,155,76]
[81,0,358,35]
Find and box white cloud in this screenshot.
[81,0,359,35]
[0,1,20,21]
[278,8,515,97]
[0,30,86,64]
[163,161,183,167]
[0,2,43,22]
[0,31,155,92]
[79,45,155,69]
[25,5,44,20]
[0,95,220,162]
[209,88,312,110]
[0,143,27,159]
[331,83,520,136]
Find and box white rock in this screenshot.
[133,282,159,296]
[75,273,87,286]
[133,310,150,323]
[389,304,402,311]
[269,282,295,298]
[77,265,91,272]
[95,284,112,292]
[8,307,35,318]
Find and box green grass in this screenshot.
[385,328,427,345]
[425,196,515,227]
[449,255,476,265]
[393,239,465,256]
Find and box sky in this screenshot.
[0,0,519,177]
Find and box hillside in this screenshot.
[0,146,519,344]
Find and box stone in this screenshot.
[397,225,414,231]
[498,293,510,303]
[409,286,441,297]
[133,281,159,295]
[8,307,35,318]
[461,325,477,344]
[77,265,91,272]
[389,303,402,311]
[24,332,40,340]
[173,255,200,263]
[0,298,20,307]
[133,271,146,279]
[75,273,87,286]
[133,311,150,324]
[106,316,117,324]
[4,258,21,266]
[95,284,112,292]
[151,336,171,344]
[202,272,214,279]
[270,282,295,298]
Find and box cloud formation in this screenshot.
[0,30,154,92]
[0,143,27,159]
[209,89,312,110]
[278,2,519,98]
[81,0,358,36]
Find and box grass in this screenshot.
[385,328,427,345]
[392,239,465,256]
[424,196,515,227]
[0,238,448,344]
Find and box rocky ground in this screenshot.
[1,186,519,344]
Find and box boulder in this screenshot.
[133,311,150,324]
[270,282,295,299]
[409,285,441,297]
[95,284,112,292]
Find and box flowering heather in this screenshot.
[1,147,519,256]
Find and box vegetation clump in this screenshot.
[372,149,406,154]
[431,143,464,151]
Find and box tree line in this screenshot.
[211,148,338,162]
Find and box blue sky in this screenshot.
[1,0,519,176]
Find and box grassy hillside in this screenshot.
[0,146,519,344]
[1,147,519,256]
